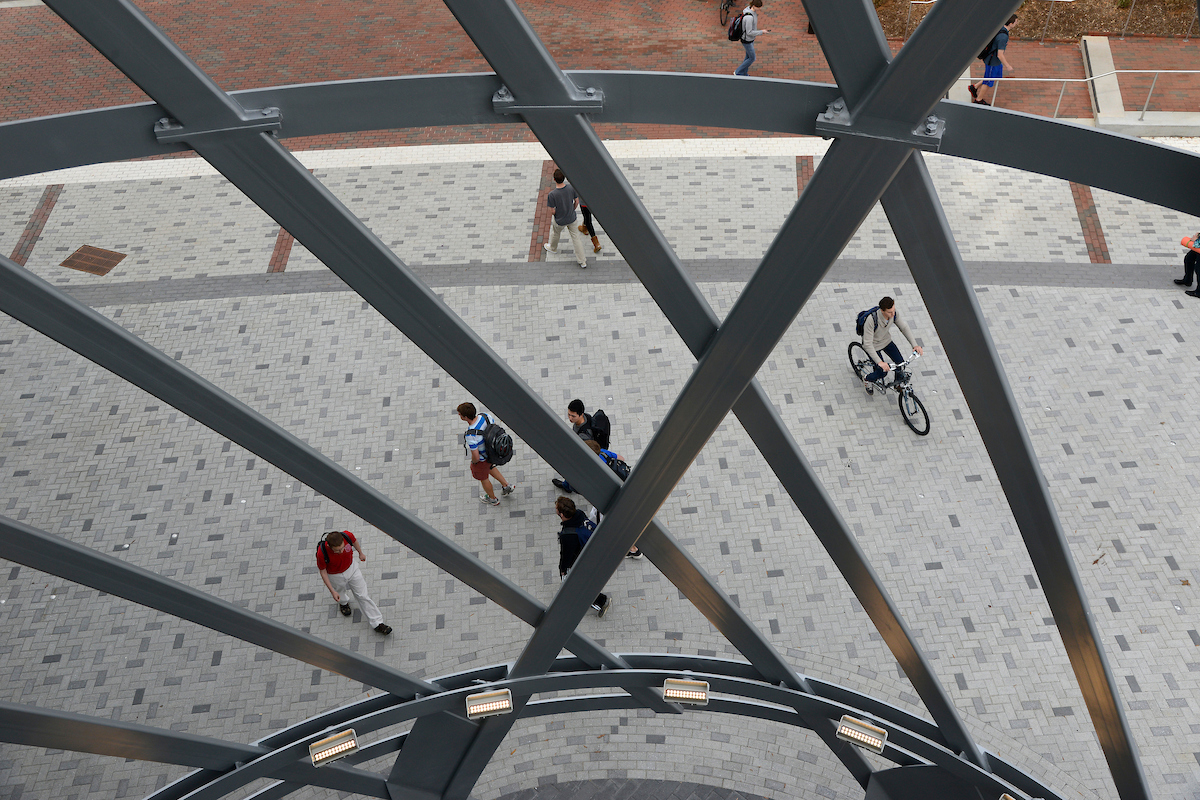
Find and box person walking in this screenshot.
[577,198,603,254]
[457,402,516,506]
[556,496,612,617]
[316,530,392,635]
[734,0,769,77]
[860,296,923,393]
[583,439,643,560]
[543,168,589,268]
[1175,231,1200,297]
[551,399,609,493]
[969,14,1017,107]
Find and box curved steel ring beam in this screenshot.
[1,72,1198,219]
[131,657,1065,800]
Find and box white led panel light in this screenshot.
[309,729,358,766]
[465,689,513,720]
[835,715,887,754]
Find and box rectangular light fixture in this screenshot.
[835,715,887,754]
[662,678,709,706]
[309,729,358,766]
[465,689,513,720]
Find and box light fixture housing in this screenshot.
[835,714,887,754]
[663,678,709,706]
[465,688,513,720]
[309,729,358,766]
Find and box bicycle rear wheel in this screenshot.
[898,388,930,436]
[847,341,874,382]
[720,1,730,26]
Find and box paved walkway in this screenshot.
[4,136,1200,800]
[2,0,1198,149]
[5,3,1200,800]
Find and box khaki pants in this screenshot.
[548,219,588,265]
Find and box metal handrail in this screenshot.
[902,0,935,42]
[1039,0,1077,44]
[959,68,1200,120]
[1121,0,1137,38]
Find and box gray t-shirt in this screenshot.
[547,184,579,225]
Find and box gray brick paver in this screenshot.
[4,149,1200,800]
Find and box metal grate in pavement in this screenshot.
[60,244,126,276]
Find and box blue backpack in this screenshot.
[575,517,597,546]
[855,306,880,337]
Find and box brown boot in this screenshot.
[591,236,601,253]
[578,225,588,233]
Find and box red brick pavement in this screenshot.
[796,155,814,194]
[0,1,1193,151]
[9,184,62,266]
[267,228,295,273]
[528,160,558,262]
[1110,38,1200,113]
[1069,182,1112,264]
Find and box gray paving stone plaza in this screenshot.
[4,137,1200,800]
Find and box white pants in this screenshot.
[548,219,588,265]
[329,562,383,627]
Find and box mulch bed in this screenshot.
[874,0,1199,41]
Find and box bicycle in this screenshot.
[720,0,736,26]
[847,343,931,436]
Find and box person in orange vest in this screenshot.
[1175,232,1200,298]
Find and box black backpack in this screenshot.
[601,451,631,481]
[466,414,514,466]
[317,535,348,569]
[855,306,880,337]
[727,12,745,41]
[977,32,999,61]
[590,409,612,449]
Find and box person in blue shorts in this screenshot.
[970,14,1017,107]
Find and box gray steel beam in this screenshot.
[801,0,1148,790]
[0,701,388,797]
[514,134,910,692]
[881,154,1151,800]
[4,77,1200,223]
[38,0,660,700]
[513,97,986,769]
[0,514,437,697]
[0,700,261,769]
[0,253,615,671]
[801,0,891,105]
[140,656,1069,800]
[432,0,1022,791]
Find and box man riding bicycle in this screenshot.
[861,296,923,394]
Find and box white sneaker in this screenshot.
[543,243,557,254]
[578,261,587,269]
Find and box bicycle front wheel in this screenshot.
[720,1,730,26]
[898,389,930,436]
[847,341,874,382]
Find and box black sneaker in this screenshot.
[1175,278,1191,286]
[552,478,575,493]
[1188,290,1200,298]
[374,624,392,635]
[339,603,352,617]
[626,549,644,559]
[598,596,612,618]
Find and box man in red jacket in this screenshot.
[316,530,392,635]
